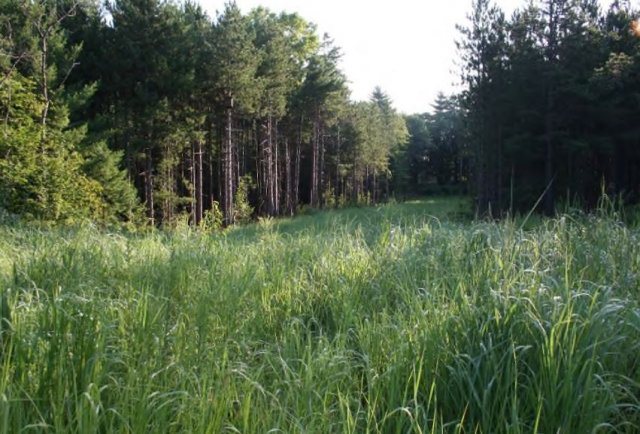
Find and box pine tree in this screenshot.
[0,0,137,222]
[457,0,508,216]
[297,38,348,207]
[212,2,260,225]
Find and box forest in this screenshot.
[2,1,640,433]
[1,0,638,226]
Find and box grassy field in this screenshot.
[0,197,639,433]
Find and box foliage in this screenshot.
[0,0,138,223]
[456,0,640,215]
[3,0,640,226]
[201,201,224,231]
[234,174,255,224]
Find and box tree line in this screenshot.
[401,0,640,217]
[454,0,640,216]
[1,0,408,226]
[1,0,639,226]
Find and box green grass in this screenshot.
[0,197,639,433]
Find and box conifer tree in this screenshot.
[0,0,137,221]
[212,2,259,225]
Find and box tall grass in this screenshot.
[0,197,638,433]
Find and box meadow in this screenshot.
[0,197,638,433]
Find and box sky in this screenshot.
[199,0,614,114]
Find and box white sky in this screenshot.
[200,0,616,114]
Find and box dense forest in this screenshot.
[1,0,639,225]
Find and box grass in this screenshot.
[0,196,638,433]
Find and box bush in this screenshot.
[202,201,224,231]
[234,175,255,224]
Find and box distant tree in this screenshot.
[212,2,260,225]
[277,12,319,215]
[250,8,313,216]
[426,93,466,187]
[297,38,348,207]
[402,113,431,193]
[457,0,508,216]
[370,87,409,200]
[454,0,640,215]
[105,0,184,224]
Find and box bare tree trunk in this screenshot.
[385,175,389,201]
[544,130,554,215]
[310,115,319,208]
[475,120,487,217]
[208,137,215,210]
[497,124,503,215]
[335,126,341,204]
[365,166,370,202]
[294,134,301,213]
[256,122,263,213]
[217,128,222,207]
[544,94,555,216]
[265,115,275,215]
[510,162,515,215]
[274,120,280,215]
[190,145,196,223]
[195,140,203,225]
[285,137,293,215]
[543,0,560,217]
[319,123,325,207]
[237,123,242,179]
[351,160,359,203]
[371,170,378,203]
[223,102,234,225]
[165,145,174,223]
[39,34,49,140]
[144,148,155,226]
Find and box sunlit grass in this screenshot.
[0,197,638,433]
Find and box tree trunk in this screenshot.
[195,140,203,225]
[144,148,155,226]
[256,122,263,213]
[385,174,390,201]
[274,120,280,215]
[544,93,555,216]
[497,124,503,215]
[476,120,487,217]
[310,115,319,208]
[217,130,222,208]
[285,137,293,216]
[208,137,215,210]
[223,103,234,225]
[39,33,50,141]
[371,170,378,203]
[294,134,301,213]
[365,166,370,203]
[543,0,560,217]
[335,126,341,204]
[265,115,275,215]
[319,123,325,207]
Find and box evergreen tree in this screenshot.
[211,2,260,225]
[370,87,409,201]
[457,0,508,216]
[297,38,348,207]
[427,93,466,187]
[402,113,431,193]
[0,0,137,222]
